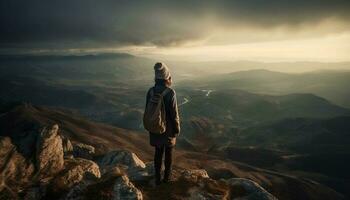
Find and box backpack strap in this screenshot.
[160,88,170,97]
[150,87,170,97]
[150,87,155,96]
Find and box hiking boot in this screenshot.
[162,179,170,184]
[162,176,173,184]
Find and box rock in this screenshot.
[182,169,209,181]
[101,166,124,180]
[134,168,228,200]
[113,175,143,200]
[0,137,34,191]
[73,143,95,160]
[144,162,155,175]
[63,173,142,200]
[62,136,74,159]
[226,178,278,200]
[128,162,154,182]
[188,187,226,200]
[63,179,94,200]
[98,150,146,172]
[181,169,226,200]
[23,187,46,200]
[51,158,101,193]
[36,124,64,179]
[0,186,17,200]
[98,150,147,184]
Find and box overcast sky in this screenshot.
[1,0,350,61]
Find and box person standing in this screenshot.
[143,62,180,185]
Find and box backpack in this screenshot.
[143,87,170,134]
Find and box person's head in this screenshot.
[154,62,172,87]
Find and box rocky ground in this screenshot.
[0,124,277,200]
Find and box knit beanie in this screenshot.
[154,62,171,80]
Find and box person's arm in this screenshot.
[170,90,180,136]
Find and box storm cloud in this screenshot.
[1,0,350,51]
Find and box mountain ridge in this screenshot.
[0,103,345,200]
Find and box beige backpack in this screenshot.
[143,88,170,134]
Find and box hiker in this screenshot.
[143,62,180,185]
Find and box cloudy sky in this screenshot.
[1,0,350,61]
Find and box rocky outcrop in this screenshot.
[36,124,64,179]
[134,167,278,200]
[0,122,278,200]
[73,143,95,160]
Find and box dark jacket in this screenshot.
[146,83,180,147]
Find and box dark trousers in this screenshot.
[154,145,173,181]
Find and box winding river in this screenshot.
[179,89,213,107]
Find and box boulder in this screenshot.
[73,143,95,160]
[101,166,124,180]
[98,150,146,172]
[0,186,17,200]
[182,169,223,199]
[36,124,64,179]
[188,187,226,200]
[226,178,278,200]
[63,173,142,200]
[0,137,34,191]
[50,158,101,193]
[23,187,46,200]
[113,175,143,200]
[63,179,94,200]
[128,162,155,182]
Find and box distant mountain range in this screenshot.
[181,69,350,108]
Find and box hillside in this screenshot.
[0,104,345,200]
[211,116,350,197]
[235,116,350,152]
[0,103,152,159]
[178,88,350,140]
